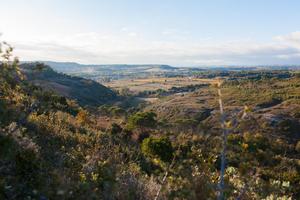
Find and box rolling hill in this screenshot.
[20,63,118,106]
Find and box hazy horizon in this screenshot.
[1,0,300,66]
[20,60,300,68]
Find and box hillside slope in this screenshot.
[1,44,300,199]
[20,63,118,106]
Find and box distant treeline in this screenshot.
[137,84,209,97]
[193,70,295,80]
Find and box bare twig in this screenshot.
[154,155,176,200]
[217,82,229,200]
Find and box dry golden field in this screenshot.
[103,77,218,92]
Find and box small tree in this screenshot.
[110,106,125,117]
[76,109,89,125]
[296,141,300,153]
[126,111,157,132]
[120,87,131,96]
[141,137,173,162]
[110,123,122,135]
[0,41,24,88]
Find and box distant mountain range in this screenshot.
[42,61,178,73]
[35,61,186,81]
[20,61,300,83]
[39,61,300,72]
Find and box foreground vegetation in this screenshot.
[1,42,300,199]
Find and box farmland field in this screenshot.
[104,77,218,93]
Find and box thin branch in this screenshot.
[217,82,229,200]
[154,155,176,200]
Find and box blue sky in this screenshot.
[1,0,300,66]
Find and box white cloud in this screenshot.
[2,31,300,66]
[128,32,137,37]
[274,31,300,47]
[121,27,128,32]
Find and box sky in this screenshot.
[1,0,300,66]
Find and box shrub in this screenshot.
[174,119,198,129]
[296,141,300,152]
[127,112,157,131]
[110,106,125,117]
[110,123,122,135]
[0,99,9,125]
[0,134,16,159]
[15,149,39,177]
[141,137,173,162]
[76,109,89,125]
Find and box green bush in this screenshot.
[127,112,157,131]
[15,149,39,176]
[110,123,122,135]
[0,135,15,159]
[141,137,173,162]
